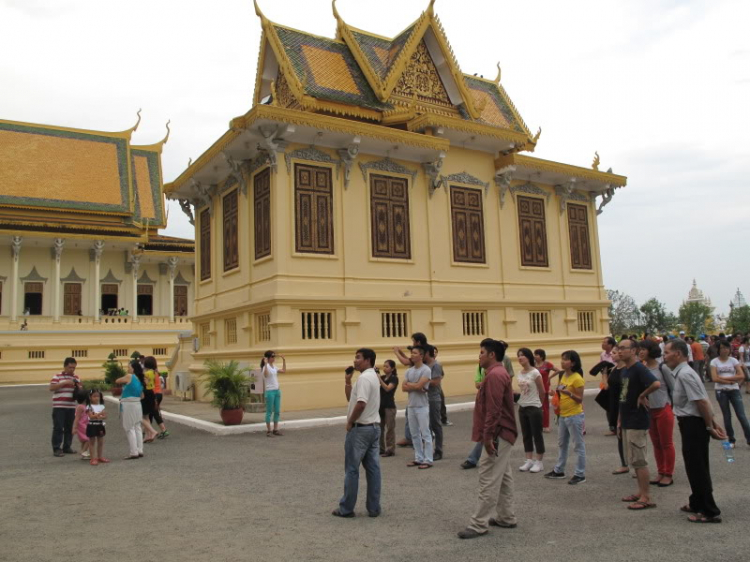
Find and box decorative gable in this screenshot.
[390,40,451,108]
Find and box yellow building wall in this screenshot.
[185,143,609,411]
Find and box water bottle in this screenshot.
[722,440,735,463]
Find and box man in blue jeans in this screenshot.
[333,348,382,518]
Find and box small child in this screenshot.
[73,392,90,460]
[86,389,108,466]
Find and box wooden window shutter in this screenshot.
[450,186,486,264]
[370,174,411,259]
[568,203,592,269]
[254,168,271,260]
[63,283,82,315]
[200,208,211,280]
[223,189,239,271]
[295,164,334,254]
[517,196,549,267]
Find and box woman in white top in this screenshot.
[710,340,750,447]
[739,336,750,394]
[516,348,546,473]
[261,350,286,437]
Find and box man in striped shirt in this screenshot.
[49,357,80,457]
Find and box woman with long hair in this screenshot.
[378,359,399,457]
[710,340,750,447]
[517,348,546,473]
[116,360,147,460]
[545,350,586,485]
[144,356,169,439]
[261,350,286,437]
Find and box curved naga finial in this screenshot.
[332,0,341,21]
[592,151,600,171]
[494,62,502,84]
[123,108,142,135]
[427,0,437,14]
[532,127,542,143]
[159,120,171,145]
[253,0,267,23]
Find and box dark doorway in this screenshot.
[24,292,43,315]
[137,294,153,316]
[101,293,118,313]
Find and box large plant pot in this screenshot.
[111,386,123,397]
[220,407,244,426]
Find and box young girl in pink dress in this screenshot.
[73,392,90,460]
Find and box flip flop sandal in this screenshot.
[680,505,696,513]
[628,501,657,510]
[89,459,99,466]
[97,458,110,463]
[688,514,722,523]
[621,495,641,502]
[418,463,433,469]
[612,468,629,475]
[406,461,420,467]
[649,480,662,485]
[657,480,674,487]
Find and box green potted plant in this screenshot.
[103,353,127,396]
[202,360,254,425]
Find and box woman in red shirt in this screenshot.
[534,349,556,433]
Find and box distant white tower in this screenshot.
[730,288,747,309]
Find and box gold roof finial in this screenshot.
[332,0,341,21]
[427,0,437,15]
[160,120,171,145]
[494,62,501,84]
[532,127,542,143]
[253,0,267,23]
[592,151,600,171]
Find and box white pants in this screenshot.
[121,401,144,457]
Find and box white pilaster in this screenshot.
[93,241,104,322]
[168,257,178,323]
[10,236,22,322]
[52,238,64,322]
[131,253,141,323]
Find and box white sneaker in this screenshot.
[519,459,534,472]
[81,451,90,459]
[530,460,544,473]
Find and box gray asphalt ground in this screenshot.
[1,386,749,562]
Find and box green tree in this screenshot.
[639,298,677,335]
[678,301,713,337]
[727,305,750,334]
[607,289,641,335]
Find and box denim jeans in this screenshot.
[407,406,433,464]
[715,389,750,444]
[264,389,281,424]
[339,425,381,516]
[554,413,586,477]
[466,441,483,465]
[51,408,75,452]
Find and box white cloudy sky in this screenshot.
[2,0,748,313]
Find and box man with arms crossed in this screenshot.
[402,346,433,469]
[332,348,382,518]
[49,357,81,457]
[458,339,517,539]
[664,339,726,523]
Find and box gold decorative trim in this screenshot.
[514,155,627,186]
[407,113,529,144]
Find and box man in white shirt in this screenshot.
[333,348,382,518]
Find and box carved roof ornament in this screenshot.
[359,157,418,183]
[51,238,65,262]
[101,269,122,284]
[423,153,445,198]
[174,271,191,286]
[592,151,600,171]
[511,181,551,205]
[11,236,22,261]
[494,165,515,208]
[494,62,502,84]
[222,152,248,196]
[167,256,179,280]
[338,138,361,190]
[554,178,577,214]
[130,253,142,279]
[178,199,195,225]
[532,127,542,144]
[61,268,86,284]
[138,270,156,284]
[20,266,48,283]
[596,185,615,215]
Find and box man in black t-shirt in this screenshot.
[617,340,660,510]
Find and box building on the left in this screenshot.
[0,115,194,383]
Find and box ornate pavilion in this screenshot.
[165,0,627,410]
[0,114,194,382]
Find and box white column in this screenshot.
[10,236,22,322]
[52,238,64,322]
[93,241,104,322]
[131,253,141,323]
[168,257,178,323]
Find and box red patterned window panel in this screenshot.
[517,196,549,267]
[199,208,211,280]
[295,164,334,254]
[568,203,592,269]
[370,174,411,259]
[254,168,271,260]
[223,189,239,271]
[450,186,486,264]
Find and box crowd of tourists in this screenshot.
[334,330,745,532]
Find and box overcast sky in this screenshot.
[2,0,748,314]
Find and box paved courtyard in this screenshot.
[1,386,749,562]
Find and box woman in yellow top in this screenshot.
[144,356,169,439]
[544,350,587,485]
[139,360,160,443]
